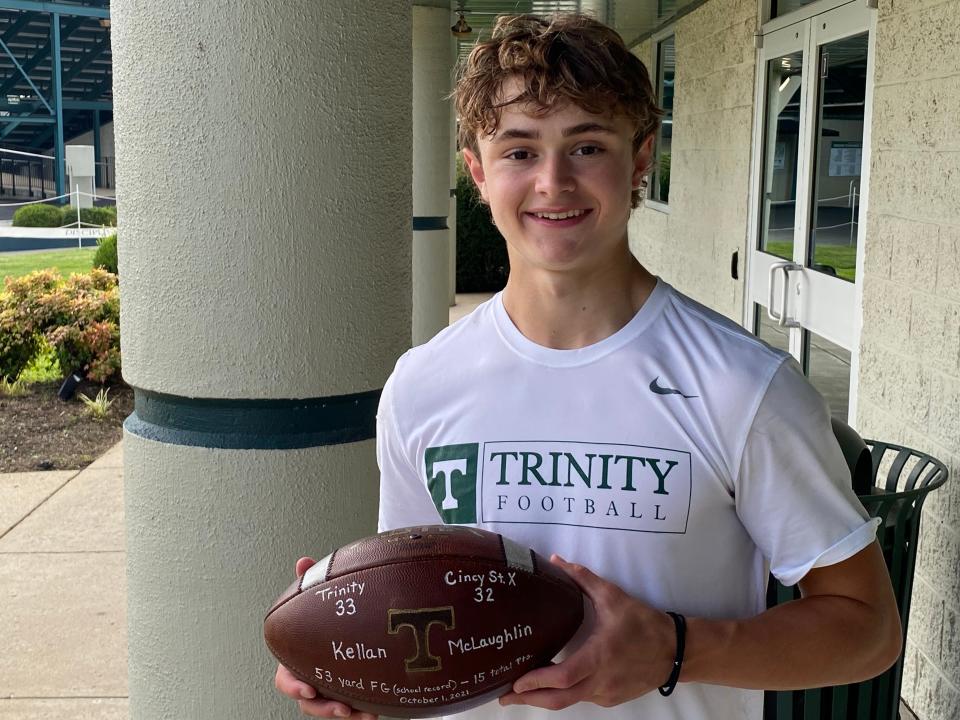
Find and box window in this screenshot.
[771,0,819,18]
[650,34,675,205]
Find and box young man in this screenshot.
[276,13,901,719]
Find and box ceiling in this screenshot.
[451,0,705,60]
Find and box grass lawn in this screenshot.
[0,247,97,286]
[765,242,856,282]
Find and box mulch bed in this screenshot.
[0,380,134,473]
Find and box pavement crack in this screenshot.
[0,470,82,543]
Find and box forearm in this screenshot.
[682,594,901,690]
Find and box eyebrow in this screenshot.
[490,122,616,144]
[562,122,616,137]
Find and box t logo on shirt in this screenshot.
[425,444,479,524]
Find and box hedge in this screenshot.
[11,203,118,228]
[11,203,63,228]
[63,205,117,228]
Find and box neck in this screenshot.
[501,250,657,350]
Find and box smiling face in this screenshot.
[462,78,653,279]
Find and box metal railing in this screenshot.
[0,148,116,199]
[0,149,56,199]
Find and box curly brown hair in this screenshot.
[454,13,662,207]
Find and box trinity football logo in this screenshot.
[425,440,691,532]
[425,444,479,523]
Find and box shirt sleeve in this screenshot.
[376,363,442,533]
[735,357,880,587]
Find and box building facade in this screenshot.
[109,1,958,718]
[630,1,959,717]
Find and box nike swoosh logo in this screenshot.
[649,377,699,399]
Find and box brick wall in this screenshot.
[628,0,757,321]
[858,1,960,718]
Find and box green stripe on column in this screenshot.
[123,387,381,449]
[413,216,448,231]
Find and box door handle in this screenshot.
[767,261,802,327]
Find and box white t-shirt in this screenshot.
[376,278,878,720]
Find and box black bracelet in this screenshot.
[658,611,686,697]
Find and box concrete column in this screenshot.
[449,186,457,306]
[93,110,102,188]
[50,13,65,197]
[413,4,453,344]
[111,2,411,718]
[449,32,458,308]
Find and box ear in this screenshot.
[632,134,656,189]
[462,147,489,203]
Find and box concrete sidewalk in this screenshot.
[448,292,493,324]
[0,441,127,720]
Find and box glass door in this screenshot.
[746,2,873,421]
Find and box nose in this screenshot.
[534,153,576,197]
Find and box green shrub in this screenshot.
[93,233,118,275]
[0,313,40,382]
[2,269,62,329]
[456,171,509,293]
[12,203,64,228]
[47,317,120,383]
[19,340,61,383]
[0,270,59,380]
[59,204,117,227]
[0,268,120,384]
[45,268,120,383]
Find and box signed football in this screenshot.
[264,525,584,717]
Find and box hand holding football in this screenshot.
[264,525,584,717]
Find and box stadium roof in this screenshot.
[0,0,111,153]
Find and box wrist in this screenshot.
[679,616,737,685]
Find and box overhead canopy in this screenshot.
[451,0,705,62]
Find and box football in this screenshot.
[264,524,584,717]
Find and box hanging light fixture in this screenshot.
[451,5,472,37]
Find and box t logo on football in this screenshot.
[425,444,478,524]
[387,607,456,672]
